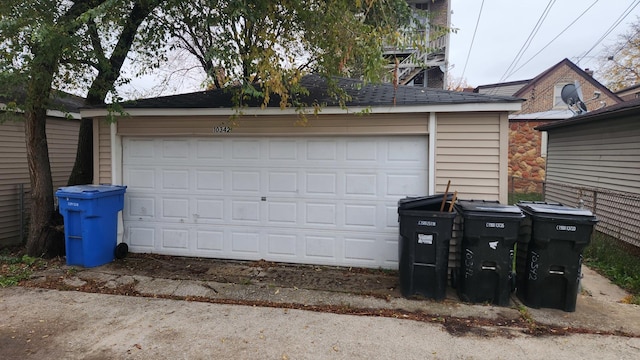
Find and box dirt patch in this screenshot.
[99,253,401,299]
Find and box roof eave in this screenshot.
[536,105,640,131]
[80,102,522,118]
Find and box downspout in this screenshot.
[428,112,436,195]
[110,122,125,244]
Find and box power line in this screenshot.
[499,0,556,83]
[505,0,600,82]
[457,0,485,87]
[576,0,640,65]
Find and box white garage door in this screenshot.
[122,136,428,268]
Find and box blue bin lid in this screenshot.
[517,201,596,219]
[56,185,127,199]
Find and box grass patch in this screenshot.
[0,254,44,288]
[583,232,640,305]
[508,192,544,205]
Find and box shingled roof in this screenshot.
[0,88,85,113]
[116,74,521,109]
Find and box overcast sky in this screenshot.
[447,0,640,88]
[121,0,640,98]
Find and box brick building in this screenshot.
[475,58,622,193]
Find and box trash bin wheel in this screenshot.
[115,243,128,259]
[510,272,517,293]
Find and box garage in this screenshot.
[84,75,520,269]
[122,136,428,267]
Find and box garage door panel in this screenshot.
[268,171,298,193]
[387,173,424,196]
[344,237,379,264]
[162,139,189,159]
[344,204,377,227]
[124,139,155,161]
[126,168,156,189]
[196,229,224,252]
[231,171,260,192]
[346,140,378,161]
[195,170,224,191]
[269,140,298,160]
[305,235,336,259]
[305,172,337,195]
[128,196,155,218]
[345,173,377,196]
[196,139,224,160]
[385,206,400,229]
[232,139,261,159]
[267,202,297,223]
[123,136,427,268]
[162,228,189,249]
[388,139,425,162]
[231,200,260,222]
[306,140,338,160]
[267,233,298,257]
[305,202,337,225]
[231,231,260,254]
[195,199,224,221]
[127,227,155,249]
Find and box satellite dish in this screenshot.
[561,82,588,115]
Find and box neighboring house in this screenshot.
[81,74,521,269]
[475,58,622,193]
[537,98,640,248]
[615,83,640,101]
[0,91,83,247]
[385,0,450,88]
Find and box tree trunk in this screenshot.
[67,118,93,185]
[24,98,57,257]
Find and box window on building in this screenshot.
[553,82,572,109]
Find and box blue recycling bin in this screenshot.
[56,185,127,267]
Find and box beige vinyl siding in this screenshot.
[435,112,506,203]
[544,117,640,194]
[94,118,113,185]
[0,118,79,246]
[115,113,430,137]
[48,119,81,188]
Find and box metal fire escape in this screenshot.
[384,0,449,88]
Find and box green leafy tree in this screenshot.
[1,0,417,257]
[598,18,640,92]
[154,0,414,107]
[0,0,164,256]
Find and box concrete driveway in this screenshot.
[2,287,640,360]
[1,259,640,359]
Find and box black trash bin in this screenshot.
[516,201,598,312]
[398,194,456,300]
[455,200,524,306]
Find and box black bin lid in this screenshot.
[455,200,524,218]
[397,194,453,212]
[517,201,597,222]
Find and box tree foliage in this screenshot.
[0,0,419,256]
[155,0,414,108]
[597,17,640,92]
[0,0,165,256]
